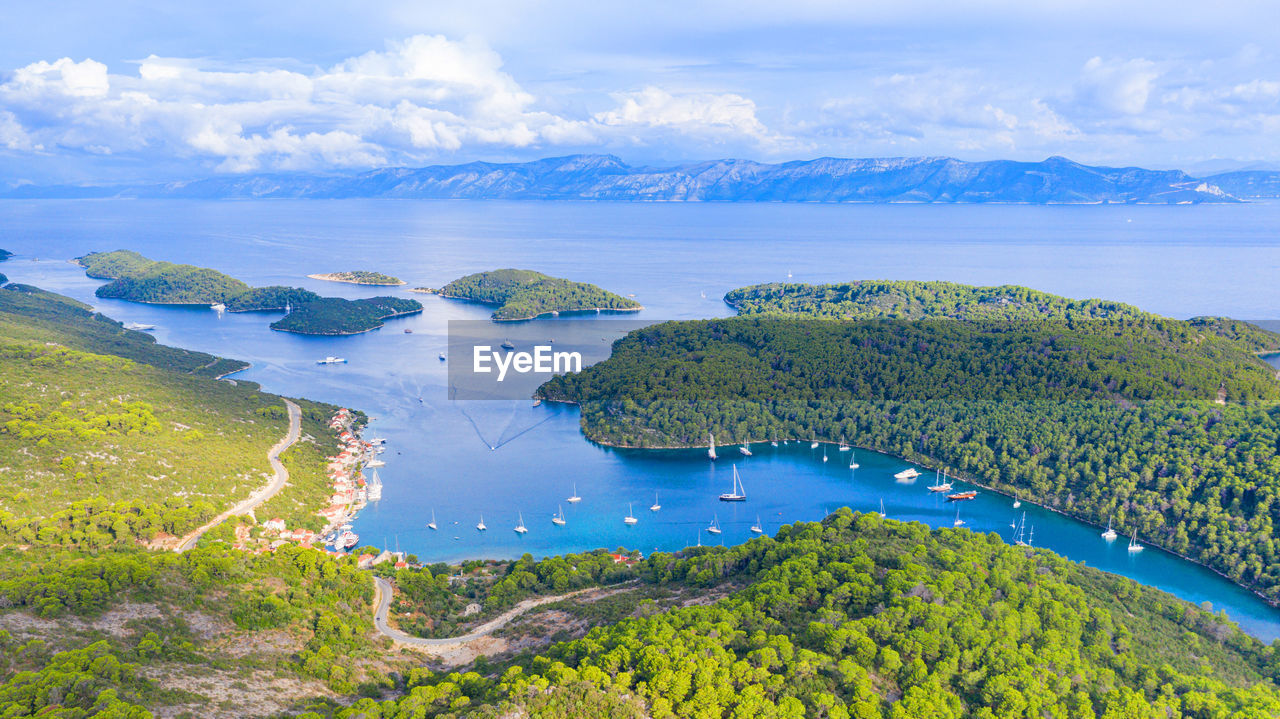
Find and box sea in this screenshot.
[3,198,1280,640]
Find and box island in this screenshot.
[419,268,642,320]
[75,250,421,334]
[268,296,421,335]
[539,280,1280,606]
[307,270,405,285]
[0,248,11,261]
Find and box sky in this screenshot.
[2,0,1280,184]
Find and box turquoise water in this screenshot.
[4,199,1280,640]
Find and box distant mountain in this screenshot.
[0,154,1256,203]
[1202,171,1280,199]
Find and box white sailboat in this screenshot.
[822,447,828,463]
[707,514,722,535]
[476,515,487,531]
[1013,492,1022,509]
[877,498,886,518]
[365,469,382,501]
[1102,516,1117,541]
[839,436,850,451]
[708,433,717,460]
[1014,512,1029,545]
[649,492,661,512]
[1128,531,1144,553]
[927,469,953,493]
[719,465,747,502]
[624,503,638,525]
[849,451,860,469]
[739,444,752,456]
[810,440,819,449]
[750,515,763,534]
[514,512,528,534]
[427,509,437,531]
[567,483,582,503]
[953,505,965,526]
[552,505,566,526]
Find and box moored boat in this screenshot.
[946,491,977,501]
[719,465,746,502]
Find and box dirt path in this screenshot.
[372,576,632,657]
[175,399,301,552]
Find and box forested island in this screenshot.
[76,250,421,334]
[308,270,405,286]
[539,281,1280,605]
[0,248,11,261]
[419,268,641,320]
[269,296,422,335]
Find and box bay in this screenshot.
[3,198,1280,640]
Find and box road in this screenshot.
[371,576,613,650]
[175,399,302,552]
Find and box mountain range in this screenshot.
[5,154,1280,203]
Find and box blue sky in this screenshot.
[2,1,1279,183]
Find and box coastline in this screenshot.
[423,290,644,321]
[539,396,1280,610]
[307,273,406,286]
[269,307,422,336]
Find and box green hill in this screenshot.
[430,268,641,320]
[269,296,422,335]
[539,285,1280,603]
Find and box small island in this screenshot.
[0,248,12,261]
[308,271,405,286]
[75,250,421,334]
[269,296,422,335]
[421,268,642,321]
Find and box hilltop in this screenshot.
[2,154,1247,203]
[424,268,641,320]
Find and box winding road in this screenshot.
[371,576,612,650]
[175,399,302,552]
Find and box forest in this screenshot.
[313,271,405,286]
[429,269,641,320]
[536,299,1280,603]
[269,296,422,334]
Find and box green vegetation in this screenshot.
[79,250,251,304]
[225,285,322,312]
[75,250,422,336]
[270,296,422,335]
[539,282,1280,603]
[311,271,405,286]
[429,269,641,320]
[361,513,1280,718]
[0,283,341,539]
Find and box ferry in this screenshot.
[404,328,413,334]
[317,356,347,364]
[718,465,746,502]
[124,322,156,331]
[334,530,359,550]
[947,491,978,501]
[894,468,921,480]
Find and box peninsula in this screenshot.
[307,270,405,286]
[420,268,641,320]
[75,250,421,334]
[539,280,1280,606]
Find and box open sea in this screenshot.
[3,199,1280,639]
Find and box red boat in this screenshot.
[946,491,977,501]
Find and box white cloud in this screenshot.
[596,87,769,138]
[1071,57,1159,116]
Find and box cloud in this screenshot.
[0,36,788,174]
[1070,57,1159,116]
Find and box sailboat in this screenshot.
[427,509,437,531]
[750,515,763,534]
[707,514,722,535]
[849,451,860,469]
[719,465,747,501]
[1013,492,1022,509]
[1128,531,1144,553]
[552,505,566,526]
[822,447,828,463]
[476,515,487,531]
[567,484,582,503]
[624,503,638,525]
[877,498,886,518]
[708,433,717,460]
[739,443,752,456]
[927,469,953,492]
[514,512,528,534]
[366,469,382,501]
[953,505,965,526]
[650,492,661,512]
[1102,516,1117,541]
[810,440,819,449]
[839,436,850,451]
